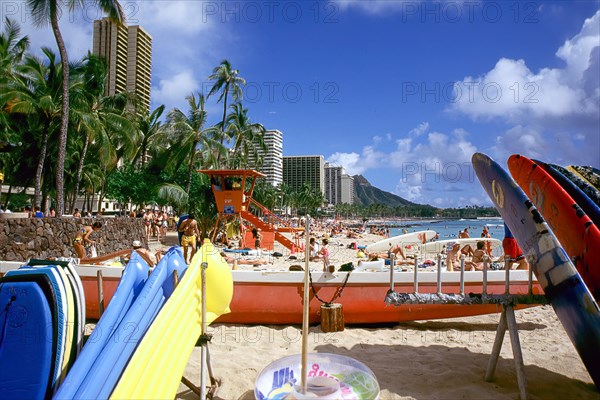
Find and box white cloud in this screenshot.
[152,70,200,110]
[408,122,429,136]
[327,152,363,175]
[451,10,600,166]
[327,124,480,207]
[333,0,413,15]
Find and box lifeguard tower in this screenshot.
[198,169,302,251]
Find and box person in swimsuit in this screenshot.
[73,222,102,259]
[179,214,200,264]
[318,238,330,271]
[502,224,529,270]
[252,228,262,250]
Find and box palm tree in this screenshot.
[0,18,30,85]
[207,60,246,145]
[68,53,132,212]
[166,93,223,194]
[132,105,165,167]
[25,0,124,216]
[224,102,267,169]
[1,48,63,208]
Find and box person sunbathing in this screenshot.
[220,252,269,266]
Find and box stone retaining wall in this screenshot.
[0,216,148,261]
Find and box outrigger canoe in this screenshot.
[1,261,543,323]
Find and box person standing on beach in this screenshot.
[73,222,102,259]
[502,224,529,270]
[318,238,330,271]
[252,227,262,250]
[179,214,200,264]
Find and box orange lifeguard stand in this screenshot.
[199,169,301,252]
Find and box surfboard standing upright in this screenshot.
[472,153,600,388]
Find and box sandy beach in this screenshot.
[139,230,599,399]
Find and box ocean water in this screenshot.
[388,219,505,240]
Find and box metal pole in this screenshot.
[301,216,311,394]
[505,255,511,295]
[528,258,533,296]
[413,256,419,294]
[389,253,395,292]
[483,256,488,298]
[200,260,208,400]
[436,254,442,295]
[460,255,465,295]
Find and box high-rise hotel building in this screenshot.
[249,130,283,186]
[93,18,152,113]
[283,156,325,194]
[324,163,354,205]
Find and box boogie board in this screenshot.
[54,253,150,399]
[365,230,437,253]
[509,155,600,300]
[473,152,600,388]
[536,161,600,227]
[5,266,68,391]
[76,247,187,399]
[550,164,600,208]
[0,281,54,399]
[110,240,233,400]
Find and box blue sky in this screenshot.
[7,0,600,207]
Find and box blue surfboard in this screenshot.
[0,281,54,399]
[472,152,600,387]
[54,253,150,400]
[74,246,187,399]
[534,160,600,227]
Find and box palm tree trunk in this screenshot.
[221,86,229,137]
[71,133,90,213]
[50,5,69,217]
[216,86,229,165]
[185,140,198,195]
[33,129,49,208]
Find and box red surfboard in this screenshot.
[508,154,600,300]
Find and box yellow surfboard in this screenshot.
[110,240,233,399]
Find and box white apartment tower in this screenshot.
[324,163,354,205]
[249,129,283,186]
[341,174,355,204]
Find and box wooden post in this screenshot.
[97,270,104,317]
[506,305,528,400]
[485,307,507,381]
[320,303,344,333]
[485,304,529,400]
